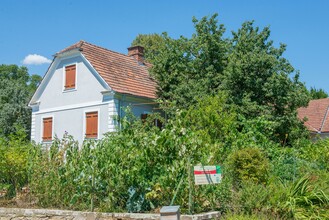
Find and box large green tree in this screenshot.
[222,21,310,144]
[150,14,228,108]
[134,14,310,144]
[131,33,166,63]
[0,64,42,139]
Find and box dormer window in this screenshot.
[64,64,76,90]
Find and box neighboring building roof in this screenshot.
[297,98,329,133]
[56,40,157,99]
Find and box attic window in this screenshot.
[64,64,76,90]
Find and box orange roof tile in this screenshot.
[297,98,329,133]
[57,40,157,99]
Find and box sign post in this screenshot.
[193,165,221,185]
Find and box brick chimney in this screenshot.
[127,45,144,64]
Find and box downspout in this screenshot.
[119,94,126,130]
[118,98,121,130]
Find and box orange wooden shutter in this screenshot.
[86,112,98,138]
[43,117,53,141]
[65,65,76,89]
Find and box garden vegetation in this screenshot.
[1,14,329,219]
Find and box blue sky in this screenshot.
[1,0,328,92]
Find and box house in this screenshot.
[29,40,159,143]
[297,98,329,138]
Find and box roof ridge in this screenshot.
[82,41,131,58]
[55,40,85,55]
[310,97,329,102]
[56,40,157,99]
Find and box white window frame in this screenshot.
[62,62,78,92]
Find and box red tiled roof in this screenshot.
[297,98,329,133]
[57,40,157,99]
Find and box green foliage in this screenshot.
[28,95,237,213]
[299,137,329,172]
[150,14,228,109]
[19,93,329,218]
[131,33,166,63]
[1,14,326,220]
[231,181,275,216]
[0,126,31,197]
[0,64,42,139]
[228,147,269,187]
[269,148,300,181]
[142,14,309,144]
[282,175,329,219]
[309,87,328,99]
[222,21,310,145]
[223,212,275,220]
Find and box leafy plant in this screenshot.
[0,64,42,139]
[0,126,31,197]
[283,175,329,219]
[228,147,269,187]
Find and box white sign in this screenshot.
[194,165,221,185]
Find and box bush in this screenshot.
[22,94,329,218]
[299,138,329,171]
[27,95,238,213]
[227,147,269,188]
[0,127,31,197]
[281,175,329,219]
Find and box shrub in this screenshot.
[27,95,238,213]
[281,175,329,219]
[228,147,269,187]
[0,127,31,197]
[299,138,329,171]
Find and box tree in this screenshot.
[141,14,309,144]
[222,21,310,144]
[0,126,31,195]
[131,33,166,63]
[150,14,228,109]
[309,87,328,99]
[0,64,42,139]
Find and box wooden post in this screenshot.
[188,156,192,215]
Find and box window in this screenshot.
[141,113,148,122]
[64,64,76,90]
[42,117,53,142]
[141,113,163,129]
[85,111,98,139]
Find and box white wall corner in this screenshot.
[31,113,36,140]
[108,99,118,132]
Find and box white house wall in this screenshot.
[33,103,110,143]
[30,53,160,144]
[37,55,106,110]
[31,54,115,143]
[108,99,119,132]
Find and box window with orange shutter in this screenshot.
[86,112,98,139]
[42,117,53,142]
[65,64,76,90]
